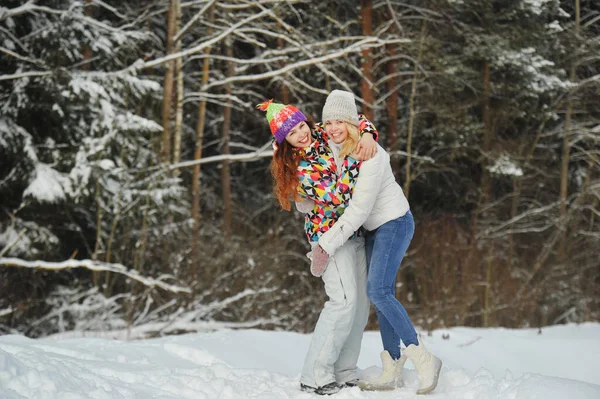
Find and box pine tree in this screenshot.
[0,0,187,335]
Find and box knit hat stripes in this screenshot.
[257,99,307,144]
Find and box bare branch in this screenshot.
[477,203,559,239]
[137,7,274,70]
[174,0,217,42]
[91,0,127,19]
[0,46,42,66]
[0,26,29,53]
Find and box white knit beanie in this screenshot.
[322,90,359,126]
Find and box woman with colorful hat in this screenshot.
[312,90,443,394]
[257,98,378,395]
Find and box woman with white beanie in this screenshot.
[311,89,443,394]
[257,99,379,395]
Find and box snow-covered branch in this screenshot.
[0,70,52,82]
[578,73,600,88]
[202,288,275,317]
[146,140,274,172]
[216,0,304,11]
[36,288,281,340]
[46,317,278,341]
[90,0,127,20]
[388,150,434,162]
[0,257,191,294]
[201,37,410,91]
[0,46,41,66]
[477,203,559,239]
[170,150,273,170]
[0,307,14,318]
[134,8,273,71]
[0,1,63,21]
[184,53,288,67]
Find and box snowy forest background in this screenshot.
[0,0,598,339]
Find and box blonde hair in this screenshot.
[339,122,360,158]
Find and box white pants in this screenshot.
[300,237,369,387]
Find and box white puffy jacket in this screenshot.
[319,143,410,256]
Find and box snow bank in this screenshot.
[0,324,598,398]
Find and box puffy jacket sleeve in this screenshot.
[358,114,378,142]
[296,157,361,207]
[318,146,384,255]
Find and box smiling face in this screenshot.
[324,120,348,144]
[285,120,312,148]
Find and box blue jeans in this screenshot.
[365,211,417,360]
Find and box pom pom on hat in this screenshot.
[322,89,359,126]
[256,99,273,111]
[256,99,307,145]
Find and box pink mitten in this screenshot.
[310,245,329,277]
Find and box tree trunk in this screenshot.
[191,5,215,283]
[483,243,493,327]
[221,39,233,239]
[85,0,98,285]
[404,18,428,197]
[386,43,399,173]
[508,176,520,269]
[133,193,151,273]
[92,179,103,286]
[481,62,492,203]
[559,0,579,261]
[481,61,493,326]
[360,0,374,121]
[104,194,121,297]
[161,0,176,163]
[172,0,183,177]
[105,144,126,296]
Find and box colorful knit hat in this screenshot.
[257,99,307,145]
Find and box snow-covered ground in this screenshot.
[0,323,599,398]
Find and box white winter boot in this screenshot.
[358,350,406,391]
[403,336,442,394]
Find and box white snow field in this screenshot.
[0,323,599,398]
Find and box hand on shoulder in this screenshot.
[352,133,377,160]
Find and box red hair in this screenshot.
[270,139,300,211]
[270,119,315,211]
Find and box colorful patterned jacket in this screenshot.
[294,115,379,242]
